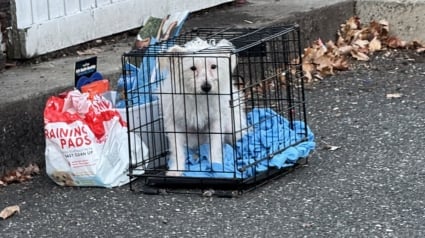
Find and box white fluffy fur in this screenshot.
[159,38,247,176]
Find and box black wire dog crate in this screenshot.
[122,25,314,195]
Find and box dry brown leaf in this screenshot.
[3,171,20,183]
[387,36,403,48]
[379,19,389,33]
[302,47,316,62]
[325,40,337,51]
[357,46,370,54]
[353,39,370,48]
[318,66,334,77]
[24,163,40,175]
[351,50,369,61]
[0,163,40,186]
[332,57,350,70]
[352,28,371,42]
[302,62,315,82]
[315,38,327,50]
[342,30,356,44]
[410,40,424,49]
[0,205,20,220]
[313,47,326,60]
[313,56,334,76]
[336,36,347,47]
[302,62,315,73]
[325,41,341,58]
[368,20,387,39]
[302,62,316,82]
[352,29,363,41]
[304,71,313,82]
[338,45,354,55]
[346,16,361,30]
[369,37,382,52]
[76,47,103,56]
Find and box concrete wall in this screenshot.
[356,0,425,41]
[7,0,232,59]
[5,0,424,59]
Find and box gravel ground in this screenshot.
[1,49,424,237]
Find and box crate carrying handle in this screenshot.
[208,39,216,46]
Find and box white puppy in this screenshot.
[158,38,247,176]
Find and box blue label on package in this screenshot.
[75,57,97,87]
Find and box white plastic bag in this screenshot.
[44,90,147,187]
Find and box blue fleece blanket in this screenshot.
[182,108,315,178]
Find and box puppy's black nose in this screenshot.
[201,82,212,93]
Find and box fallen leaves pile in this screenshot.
[301,16,425,82]
[0,163,40,186]
[0,165,37,220]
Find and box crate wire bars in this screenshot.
[121,25,315,195]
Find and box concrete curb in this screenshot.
[356,0,425,42]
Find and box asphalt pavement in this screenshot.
[2,51,424,237]
[1,1,425,237]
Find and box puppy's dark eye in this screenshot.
[211,64,217,70]
[190,66,197,71]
